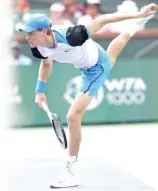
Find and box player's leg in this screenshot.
[107,14,155,65]
[51,92,93,188]
[107,32,131,65]
[67,92,93,156]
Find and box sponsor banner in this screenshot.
[10,58,158,126]
[64,76,147,109]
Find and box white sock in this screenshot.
[66,156,78,171]
[127,24,142,37]
[127,15,153,37]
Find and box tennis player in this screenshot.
[19,3,157,188]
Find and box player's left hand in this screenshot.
[138,3,158,18]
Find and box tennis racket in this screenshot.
[42,102,67,149]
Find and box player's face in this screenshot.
[26,30,47,48]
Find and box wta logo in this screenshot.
[64,76,147,110]
[105,77,147,105]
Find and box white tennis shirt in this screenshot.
[31,25,99,69]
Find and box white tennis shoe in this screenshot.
[50,169,79,188]
[136,14,155,29]
[135,5,155,29]
[127,6,155,36]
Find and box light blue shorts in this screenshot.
[80,43,112,96]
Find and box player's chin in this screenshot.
[30,44,36,48]
[29,42,36,48]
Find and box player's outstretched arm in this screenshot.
[87,3,158,35]
[35,58,53,109]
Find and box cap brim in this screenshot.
[19,26,37,32]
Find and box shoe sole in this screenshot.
[50,184,79,189]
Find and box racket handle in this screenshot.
[42,101,52,122]
[41,101,49,112]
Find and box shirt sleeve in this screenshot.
[31,47,48,59]
[66,25,91,47]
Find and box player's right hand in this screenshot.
[35,93,48,109]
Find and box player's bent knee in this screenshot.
[66,113,74,124]
[66,111,83,124]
